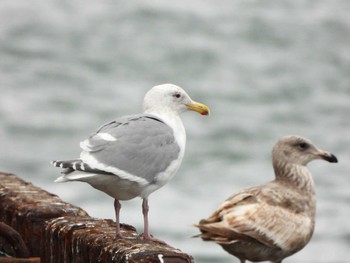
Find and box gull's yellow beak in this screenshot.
[186,101,210,116]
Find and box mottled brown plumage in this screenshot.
[194,135,338,263]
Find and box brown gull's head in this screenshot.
[272,135,338,167]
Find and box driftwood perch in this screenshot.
[0,172,193,263]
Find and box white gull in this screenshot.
[52,83,209,242]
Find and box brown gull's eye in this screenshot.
[298,142,309,150]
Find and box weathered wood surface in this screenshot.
[0,258,40,263]
[0,222,29,258]
[0,172,194,263]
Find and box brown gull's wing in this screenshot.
[195,183,313,250]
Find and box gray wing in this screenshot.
[80,114,181,183]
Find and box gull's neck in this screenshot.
[273,161,315,195]
[144,108,186,156]
[273,160,317,222]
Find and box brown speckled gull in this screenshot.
[194,135,338,263]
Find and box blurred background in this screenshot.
[0,0,349,262]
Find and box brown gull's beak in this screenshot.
[318,151,338,163]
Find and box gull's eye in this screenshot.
[173,92,181,99]
[298,142,309,150]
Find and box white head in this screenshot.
[143,84,209,116]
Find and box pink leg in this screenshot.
[140,198,166,244]
[114,199,122,239]
[142,198,150,238]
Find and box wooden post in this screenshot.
[0,172,194,263]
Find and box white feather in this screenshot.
[80,151,149,186]
[97,132,117,141]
